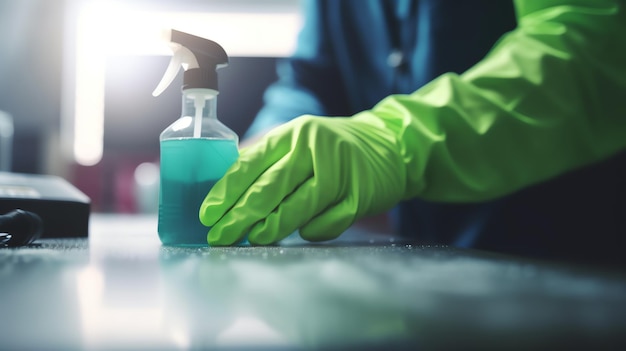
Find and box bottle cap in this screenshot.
[152,29,228,97]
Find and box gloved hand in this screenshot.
[199,114,409,246]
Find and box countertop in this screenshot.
[0,214,625,350]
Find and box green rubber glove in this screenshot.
[201,0,626,246]
[199,114,408,246]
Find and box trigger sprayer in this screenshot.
[153,29,239,247]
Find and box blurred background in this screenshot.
[0,0,301,213]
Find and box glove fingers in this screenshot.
[207,152,314,246]
[200,130,292,226]
[299,198,357,242]
[206,208,250,246]
[246,176,335,245]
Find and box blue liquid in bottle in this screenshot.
[158,138,239,246]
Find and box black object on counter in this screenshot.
[0,172,90,238]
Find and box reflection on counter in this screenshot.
[0,215,625,350]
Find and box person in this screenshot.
[200,0,626,265]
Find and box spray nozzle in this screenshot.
[152,29,228,97]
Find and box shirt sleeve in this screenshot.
[360,0,626,202]
[245,0,351,138]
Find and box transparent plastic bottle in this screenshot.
[158,89,238,246]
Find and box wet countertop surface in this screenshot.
[1,214,625,350]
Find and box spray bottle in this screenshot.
[152,29,239,246]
